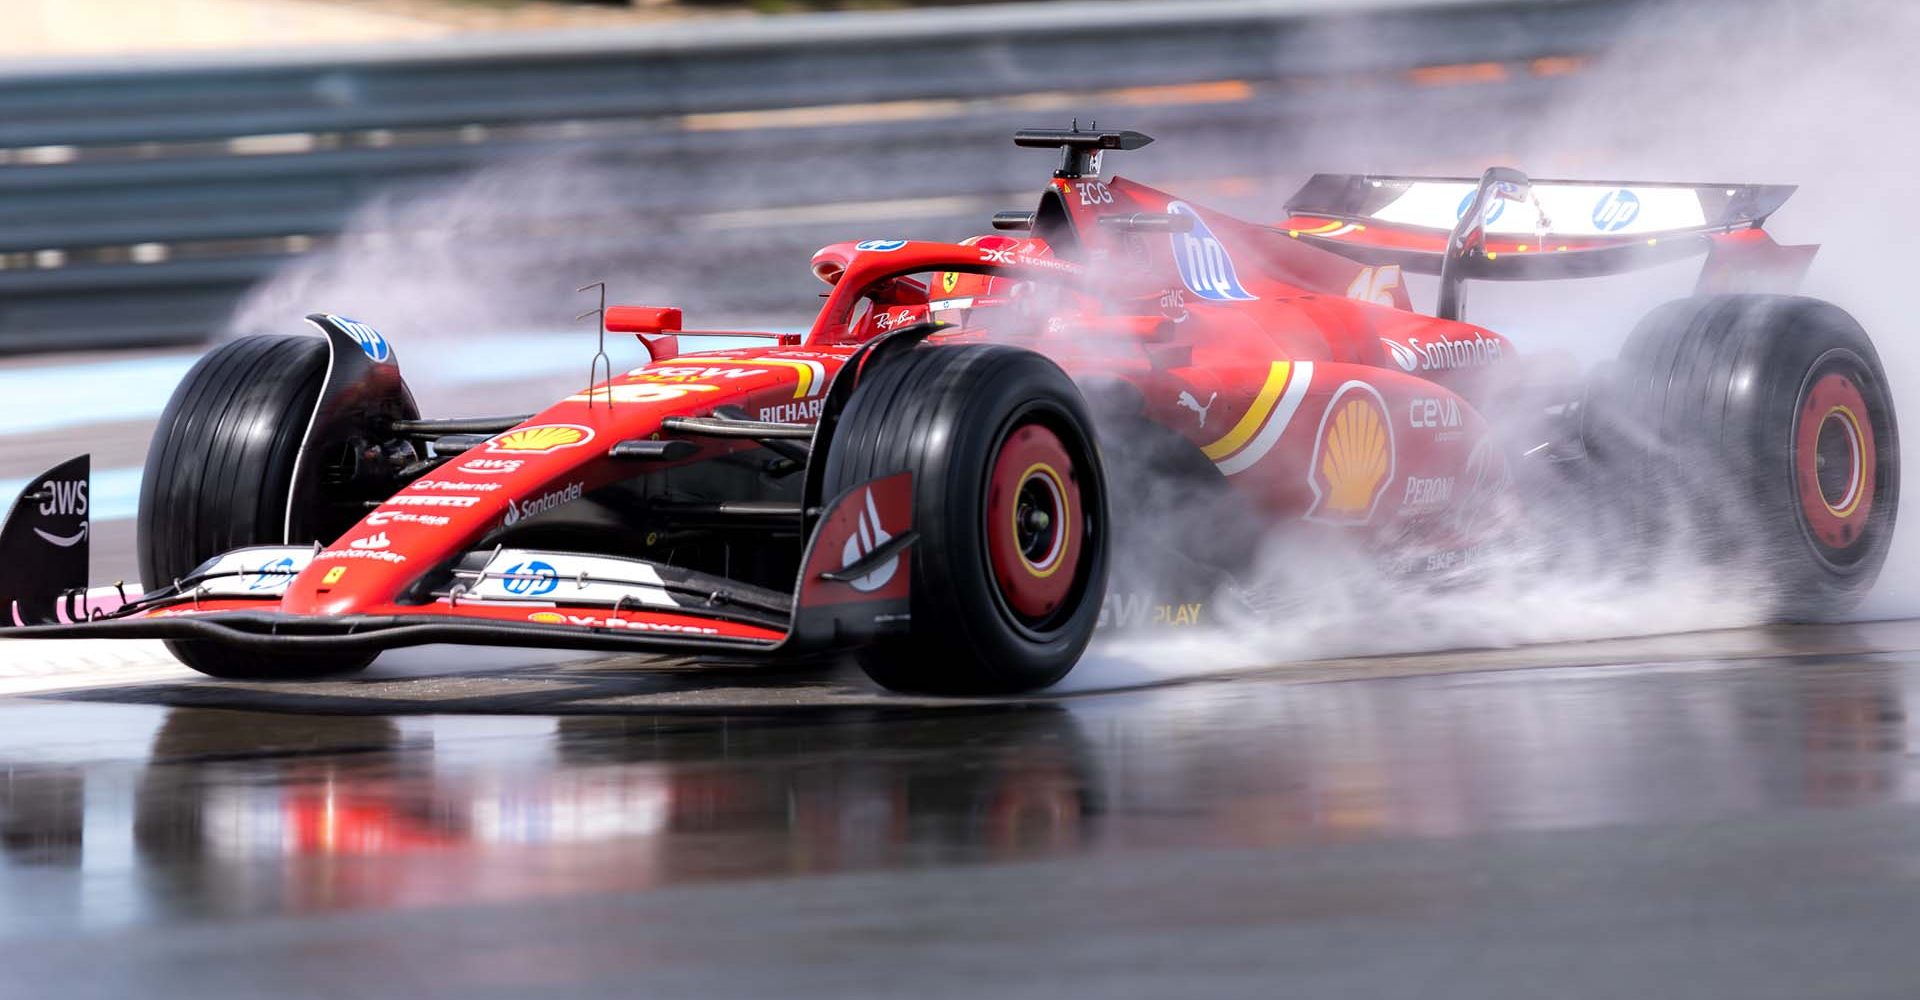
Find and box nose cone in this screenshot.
[280,558,420,617]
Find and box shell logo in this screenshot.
[487,424,594,455]
[527,611,567,624]
[1306,382,1394,524]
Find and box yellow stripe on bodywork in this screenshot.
[655,357,825,398]
[750,358,824,398]
[1202,361,1293,461]
[1215,361,1313,476]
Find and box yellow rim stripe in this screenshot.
[1827,405,1868,518]
[1202,361,1292,461]
[1015,462,1070,578]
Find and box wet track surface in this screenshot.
[8,623,1920,997]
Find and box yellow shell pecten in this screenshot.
[1322,398,1388,513]
[494,425,588,452]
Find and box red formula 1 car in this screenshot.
[0,128,1898,693]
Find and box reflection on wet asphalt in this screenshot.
[7,645,1920,997]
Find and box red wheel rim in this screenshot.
[986,423,1083,621]
[1795,371,1877,550]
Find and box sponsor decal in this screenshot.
[1307,381,1395,524]
[855,239,908,252]
[929,297,974,313]
[632,366,760,383]
[1167,201,1256,302]
[760,398,825,424]
[1409,396,1463,429]
[1409,396,1465,441]
[1176,390,1217,428]
[248,556,298,591]
[1455,189,1507,226]
[366,510,450,528]
[840,489,900,593]
[32,477,88,547]
[316,548,407,565]
[1099,594,1205,630]
[386,495,483,509]
[1383,333,1503,373]
[1381,338,1421,372]
[1592,188,1642,232]
[413,479,501,493]
[1402,475,1455,509]
[1159,288,1189,323]
[526,610,720,635]
[349,532,391,550]
[875,309,921,331]
[569,383,720,406]
[1076,182,1115,207]
[457,458,523,476]
[613,359,827,400]
[979,246,1017,266]
[1201,360,1315,476]
[500,560,559,597]
[327,315,391,363]
[503,481,584,527]
[190,547,315,596]
[467,551,675,606]
[1386,544,1490,576]
[488,424,594,454]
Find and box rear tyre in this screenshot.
[139,335,376,679]
[1586,295,1898,618]
[822,344,1109,694]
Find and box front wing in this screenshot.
[0,460,918,664]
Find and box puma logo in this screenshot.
[1177,390,1218,428]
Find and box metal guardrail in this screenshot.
[0,0,1641,352]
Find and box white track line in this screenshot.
[0,639,194,697]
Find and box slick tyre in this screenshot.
[1587,295,1898,619]
[138,335,375,679]
[823,344,1109,695]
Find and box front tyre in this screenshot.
[822,344,1109,694]
[1587,295,1899,619]
[139,335,376,680]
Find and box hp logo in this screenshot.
[501,560,559,597]
[1456,189,1507,226]
[1591,189,1642,233]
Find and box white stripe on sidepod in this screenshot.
[1214,361,1313,476]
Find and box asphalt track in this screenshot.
[6,620,1920,998]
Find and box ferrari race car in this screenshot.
[0,127,1898,694]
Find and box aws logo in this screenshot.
[33,478,88,547]
[1306,382,1395,524]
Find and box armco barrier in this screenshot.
[0,0,1643,352]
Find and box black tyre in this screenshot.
[822,344,1109,694]
[139,335,376,679]
[1587,294,1898,618]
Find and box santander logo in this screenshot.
[840,490,899,593]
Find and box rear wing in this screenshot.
[1279,168,1813,319]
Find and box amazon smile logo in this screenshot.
[33,524,87,548]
